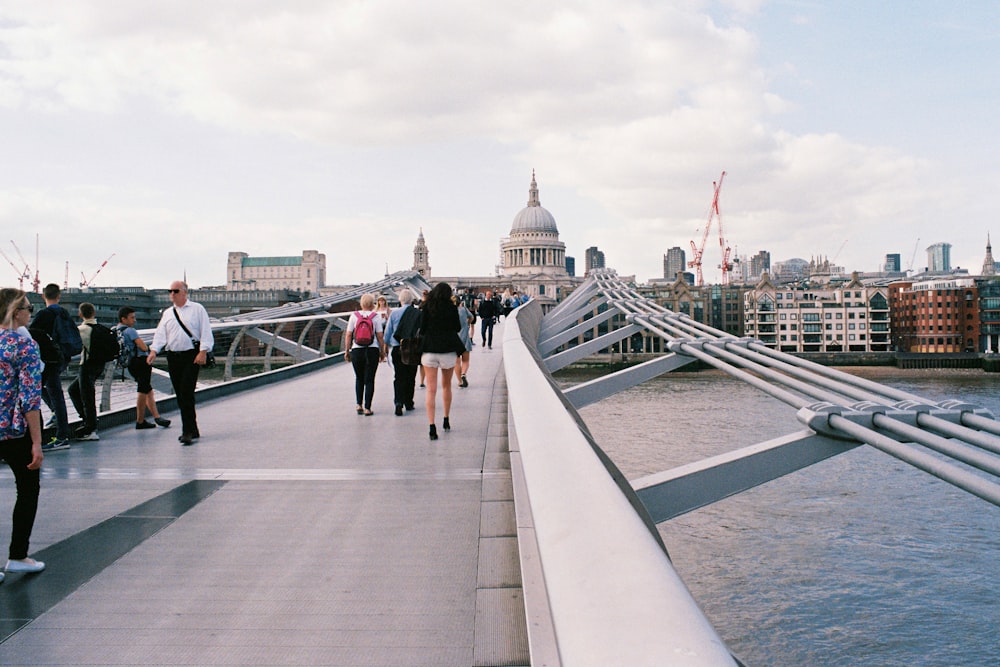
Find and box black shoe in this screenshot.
[442,417,451,431]
[179,433,194,446]
[460,375,468,388]
[405,403,416,411]
[136,421,156,430]
[154,417,171,428]
[429,424,438,441]
[395,404,403,416]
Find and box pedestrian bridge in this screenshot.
[3,269,999,665]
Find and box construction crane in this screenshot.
[80,253,115,287]
[1,246,29,289]
[906,237,921,274]
[688,170,727,287]
[9,238,40,292]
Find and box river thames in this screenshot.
[560,366,1000,667]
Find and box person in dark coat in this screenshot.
[418,283,465,440]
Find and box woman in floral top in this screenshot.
[0,288,45,581]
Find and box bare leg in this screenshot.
[424,365,437,424]
[135,393,145,423]
[145,391,161,419]
[441,367,455,418]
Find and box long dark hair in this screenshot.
[423,282,454,320]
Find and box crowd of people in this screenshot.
[1,278,529,582]
[346,283,528,440]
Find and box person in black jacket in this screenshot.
[476,289,498,349]
[418,283,465,441]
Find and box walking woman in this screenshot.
[0,288,46,581]
[419,283,466,440]
[344,293,385,416]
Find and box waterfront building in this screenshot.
[749,250,771,281]
[584,246,606,277]
[637,277,744,352]
[926,242,952,273]
[498,172,578,307]
[227,250,325,294]
[889,277,979,353]
[663,246,686,281]
[744,272,890,353]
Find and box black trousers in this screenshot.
[68,362,99,432]
[480,318,495,347]
[391,346,418,408]
[350,346,380,410]
[166,350,201,436]
[0,434,40,560]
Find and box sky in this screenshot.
[1,1,997,290]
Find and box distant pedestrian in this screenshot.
[344,293,385,416]
[29,283,77,451]
[383,290,420,416]
[375,295,391,328]
[477,289,498,349]
[67,303,101,441]
[455,296,472,388]
[418,290,429,388]
[419,283,466,440]
[147,281,214,446]
[115,307,170,430]
[0,288,46,579]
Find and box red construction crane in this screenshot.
[80,253,115,287]
[688,171,727,287]
[0,247,29,289]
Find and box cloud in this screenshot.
[0,1,991,287]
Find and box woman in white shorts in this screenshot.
[418,283,466,440]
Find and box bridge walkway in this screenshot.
[0,326,527,666]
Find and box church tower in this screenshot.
[412,228,431,278]
[983,234,996,276]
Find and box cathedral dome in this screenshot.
[511,172,559,235]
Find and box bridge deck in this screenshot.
[0,326,527,666]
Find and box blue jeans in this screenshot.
[41,362,71,439]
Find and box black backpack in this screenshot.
[52,308,83,361]
[86,322,120,366]
[29,327,63,365]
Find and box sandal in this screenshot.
[364,409,374,416]
[356,406,364,415]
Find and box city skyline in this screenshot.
[1,3,997,288]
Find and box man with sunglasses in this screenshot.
[147,281,213,445]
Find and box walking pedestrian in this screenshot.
[455,296,472,388]
[67,303,101,441]
[29,283,77,451]
[477,289,498,349]
[383,290,420,416]
[115,307,170,430]
[418,283,465,440]
[146,281,213,446]
[0,288,46,579]
[344,293,385,416]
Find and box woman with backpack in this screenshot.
[418,283,466,441]
[344,293,385,416]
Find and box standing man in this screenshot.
[67,303,100,441]
[477,289,498,350]
[147,281,213,446]
[383,290,420,416]
[29,283,78,451]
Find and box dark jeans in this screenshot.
[41,362,70,439]
[390,346,418,408]
[0,433,40,560]
[350,346,380,410]
[68,362,100,432]
[480,318,495,347]
[166,350,201,436]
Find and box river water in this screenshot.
[559,366,1000,666]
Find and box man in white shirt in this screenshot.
[147,281,214,445]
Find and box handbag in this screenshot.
[172,307,216,368]
[399,336,424,366]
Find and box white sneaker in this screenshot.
[76,431,100,441]
[5,558,45,573]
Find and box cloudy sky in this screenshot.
[1,1,997,289]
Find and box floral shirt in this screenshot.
[0,327,42,441]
